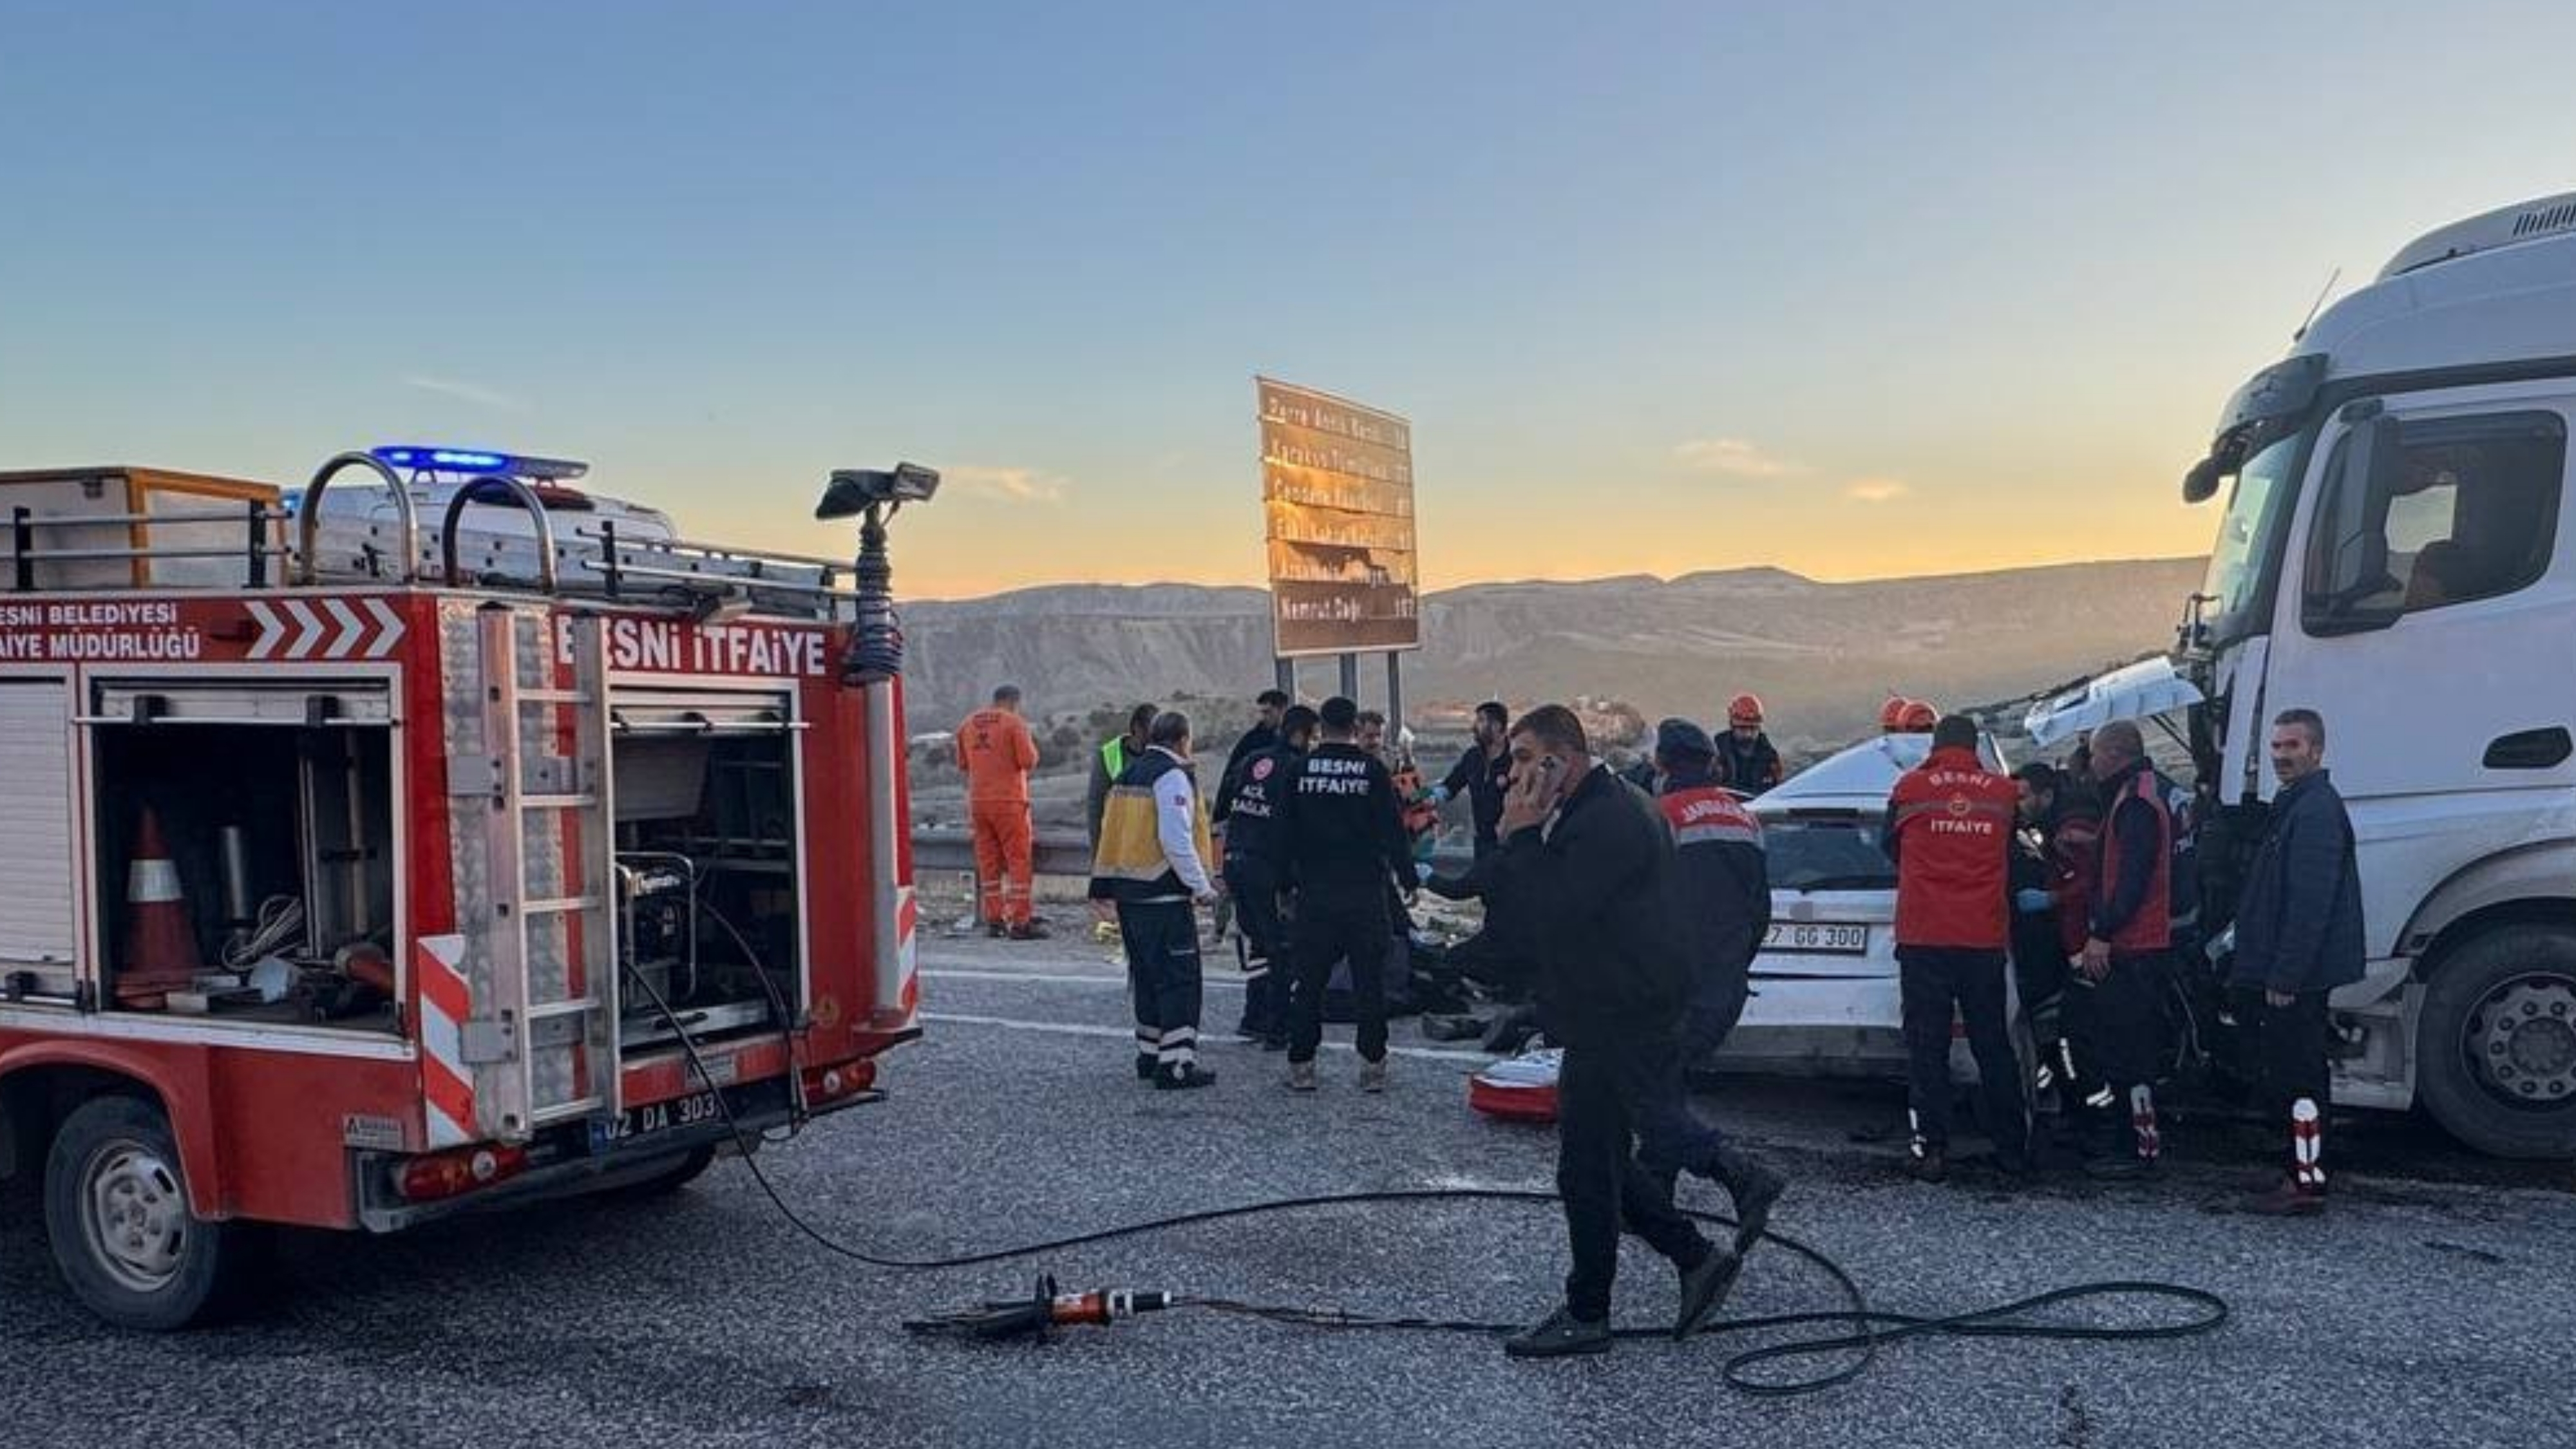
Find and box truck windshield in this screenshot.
[2197,431,2302,643]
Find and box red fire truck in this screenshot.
[0,447,927,1327]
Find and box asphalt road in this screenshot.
[4,925,2573,1448]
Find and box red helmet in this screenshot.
[1727,694,1764,728]
[1879,696,1911,732]
[1900,701,1939,733]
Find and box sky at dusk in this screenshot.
[4,1,2574,598]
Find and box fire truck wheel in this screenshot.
[603,1146,719,1200]
[44,1095,267,1331]
[2419,926,2576,1160]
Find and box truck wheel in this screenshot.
[43,1096,265,1330]
[2418,927,2576,1159]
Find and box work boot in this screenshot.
[2081,1112,2157,1178]
[1287,1061,1319,1094]
[1712,1146,1786,1255]
[1155,1062,1218,1091]
[2239,1177,2325,1217]
[2045,1110,2101,1162]
[1502,1306,1613,1359]
[985,921,1009,940]
[1358,1057,1388,1094]
[1135,1052,1158,1083]
[1007,919,1053,942]
[1904,1146,1947,1185]
[1673,1247,1744,1340]
[2085,1151,2159,1182]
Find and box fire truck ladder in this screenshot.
[469,603,620,1142]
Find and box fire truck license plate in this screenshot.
[598,1089,724,1148]
[1761,923,1871,954]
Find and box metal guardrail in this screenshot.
[912,828,1095,878]
[909,827,1473,879]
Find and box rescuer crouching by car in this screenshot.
[2012,760,2105,1152]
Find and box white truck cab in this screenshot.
[2176,193,2576,1156]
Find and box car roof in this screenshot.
[1753,732,2004,815]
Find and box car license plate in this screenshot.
[596,1088,724,1148]
[1763,922,1870,954]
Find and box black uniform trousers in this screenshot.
[2010,914,2070,1054]
[2063,949,2169,1092]
[2064,949,2170,1155]
[1224,854,1290,1038]
[2251,987,2331,1121]
[1557,1039,1716,1323]
[1286,891,1388,1065]
[1680,971,1751,1066]
[1897,945,2030,1166]
[1117,899,1204,1069]
[2010,916,2103,1118]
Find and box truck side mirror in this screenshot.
[2181,454,2225,504]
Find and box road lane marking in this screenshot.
[918,1010,1496,1065]
[923,967,1244,989]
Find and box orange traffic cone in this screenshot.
[117,807,202,1010]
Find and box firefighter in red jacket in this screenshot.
[2070,719,2176,1178]
[1880,714,2030,1183]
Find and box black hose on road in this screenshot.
[632,973,2228,1397]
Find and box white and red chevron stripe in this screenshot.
[246,596,406,661]
[896,887,920,1018]
[413,933,477,1148]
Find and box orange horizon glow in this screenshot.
[788,502,2217,603]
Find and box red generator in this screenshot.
[0,447,932,1327]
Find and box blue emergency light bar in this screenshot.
[371,446,591,482]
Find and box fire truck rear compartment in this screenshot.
[608,695,803,1048]
[91,703,398,1030]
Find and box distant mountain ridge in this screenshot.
[900,558,2206,746]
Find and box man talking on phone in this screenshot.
[1485,705,1744,1359]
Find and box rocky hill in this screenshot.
[898,558,2204,750]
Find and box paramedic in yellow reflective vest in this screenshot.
[1088,710,1221,1090]
[1086,703,1157,851]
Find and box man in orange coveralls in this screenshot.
[958,685,1049,940]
